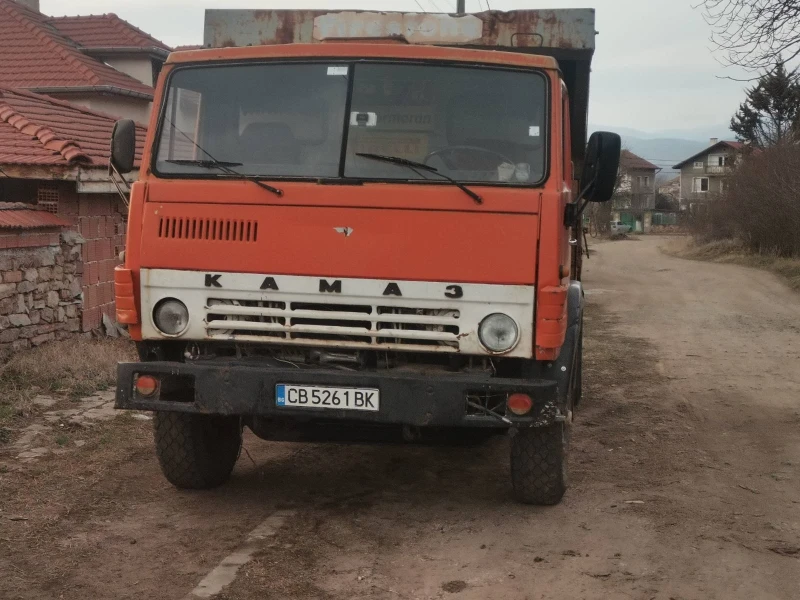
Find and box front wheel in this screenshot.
[510,423,569,505]
[153,412,243,489]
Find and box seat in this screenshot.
[239,123,302,164]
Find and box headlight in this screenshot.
[478,313,519,353]
[153,299,189,336]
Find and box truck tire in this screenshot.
[510,423,568,505]
[153,412,242,490]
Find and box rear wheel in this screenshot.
[510,422,569,505]
[153,412,242,489]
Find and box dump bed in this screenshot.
[202,9,596,163]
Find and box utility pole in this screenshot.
[457,0,465,14]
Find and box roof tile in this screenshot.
[47,13,171,52]
[672,141,747,169]
[620,150,659,171]
[0,0,155,97]
[0,87,146,167]
[0,203,71,229]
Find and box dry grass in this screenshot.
[0,338,136,427]
[663,237,800,292]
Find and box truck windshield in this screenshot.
[155,62,547,185]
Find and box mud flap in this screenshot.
[534,281,584,417]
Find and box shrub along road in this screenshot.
[1,236,798,600]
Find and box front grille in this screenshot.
[158,217,258,242]
[205,298,461,351]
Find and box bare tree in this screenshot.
[701,0,800,70]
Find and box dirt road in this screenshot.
[2,236,799,600]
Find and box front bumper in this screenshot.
[116,361,561,429]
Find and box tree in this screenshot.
[701,0,800,70]
[730,62,800,148]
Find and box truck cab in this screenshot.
[110,10,619,505]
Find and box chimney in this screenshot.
[709,137,719,145]
[14,0,40,11]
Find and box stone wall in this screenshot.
[0,230,84,356]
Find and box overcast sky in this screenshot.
[41,0,750,136]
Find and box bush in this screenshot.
[698,145,800,257]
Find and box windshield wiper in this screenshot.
[166,158,283,197]
[166,159,244,168]
[355,153,482,205]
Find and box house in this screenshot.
[611,150,660,233]
[659,176,681,206]
[0,0,171,122]
[0,87,145,352]
[672,138,744,212]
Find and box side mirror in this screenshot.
[110,119,137,174]
[580,131,621,203]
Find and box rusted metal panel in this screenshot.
[204,9,595,52]
[313,12,483,44]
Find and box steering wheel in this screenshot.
[423,145,515,171]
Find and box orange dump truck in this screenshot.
[109,9,619,504]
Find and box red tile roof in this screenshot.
[0,202,71,229]
[47,14,171,53]
[0,87,146,167]
[0,0,154,98]
[673,141,746,169]
[620,150,659,172]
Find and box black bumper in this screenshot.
[116,361,561,429]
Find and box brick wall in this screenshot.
[57,186,126,332]
[0,230,83,357]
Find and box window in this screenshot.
[644,176,650,187]
[156,64,347,177]
[693,161,704,169]
[155,62,548,186]
[345,64,546,184]
[692,177,709,192]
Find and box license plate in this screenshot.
[275,384,380,412]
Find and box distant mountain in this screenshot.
[590,123,732,142]
[619,137,709,175]
[589,124,735,175]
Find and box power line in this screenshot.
[415,0,428,11]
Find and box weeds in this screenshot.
[664,238,800,292]
[0,338,136,428]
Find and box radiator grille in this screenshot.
[158,217,258,242]
[205,298,461,351]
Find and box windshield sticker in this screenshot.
[350,111,378,127]
[529,126,541,137]
[327,66,348,76]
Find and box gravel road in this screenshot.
[2,235,798,600]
